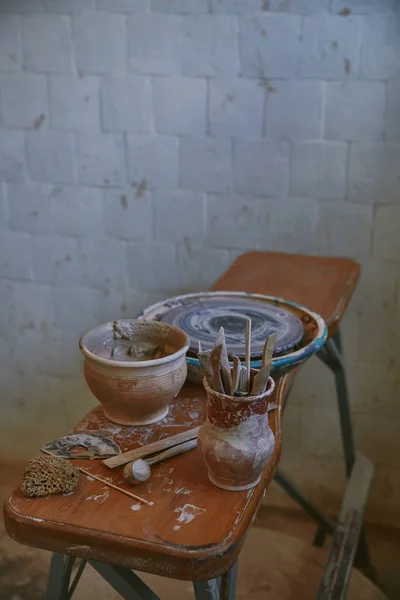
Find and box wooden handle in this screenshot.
[251,366,272,396]
[230,355,241,395]
[215,327,232,394]
[262,332,277,368]
[103,426,201,469]
[238,365,248,393]
[146,438,198,466]
[210,344,225,393]
[245,318,251,393]
[198,349,213,380]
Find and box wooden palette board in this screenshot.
[144,292,304,358]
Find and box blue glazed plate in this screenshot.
[153,295,303,359]
[141,292,328,384]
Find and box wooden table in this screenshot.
[4,375,292,599]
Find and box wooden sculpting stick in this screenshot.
[146,438,197,466]
[103,426,201,469]
[215,327,232,394]
[124,439,198,485]
[230,355,241,395]
[198,349,213,380]
[210,344,225,393]
[41,448,151,506]
[251,333,278,395]
[262,332,277,368]
[245,318,251,392]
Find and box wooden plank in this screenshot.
[103,426,201,469]
[211,251,360,338]
[317,454,374,600]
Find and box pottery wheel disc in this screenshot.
[159,296,304,359]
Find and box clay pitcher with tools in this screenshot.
[198,369,275,491]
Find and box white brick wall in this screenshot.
[50,75,100,132]
[182,15,239,76]
[0,73,48,129]
[0,0,399,527]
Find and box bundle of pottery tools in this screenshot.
[103,426,200,485]
[20,427,199,504]
[197,321,277,397]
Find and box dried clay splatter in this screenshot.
[173,504,206,531]
[175,487,192,496]
[87,489,110,504]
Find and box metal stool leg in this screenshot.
[317,329,376,579]
[46,554,75,600]
[89,561,160,600]
[274,470,336,539]
[220,561,238,600]
[193,563,237,600]
[193,577,221,600]
[326,331,355,476]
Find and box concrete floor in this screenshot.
[1,461,399,600]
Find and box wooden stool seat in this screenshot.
[212,251,360,338]
[139,527,387,600]
[4,377,291,583]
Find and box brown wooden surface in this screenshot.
[4,375,292,581]
[212,251,360,338]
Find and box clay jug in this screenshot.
[198,370,275,491]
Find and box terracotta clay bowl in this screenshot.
[79,320,190,426]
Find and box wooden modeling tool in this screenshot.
[230,355,241,395]
[210,344,225,393]
[214,327,232,395]
[198,349,213,381]
[251,332,277,395]
[262,332,277,368]
[250,366,272,396]
[238,365,249,395]
[104,426,201,469]
[245,318,252,393]
[41,448,151,506]
[123,439,197,486]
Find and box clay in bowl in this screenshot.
[79,320,190,426]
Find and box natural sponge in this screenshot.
[20,455,79,498]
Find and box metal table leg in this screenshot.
[274,327,375,580]
[320,331,355,476]
[220,561,238,600]
[45,554,238,600]
[316,329,375,578]
[193,563,237,600]
[193,577,221,600]
[45,554,76,600]
[274,470,336,538]
[89,561,160,600]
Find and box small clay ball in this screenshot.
[123,459,151,485]
[20,455,79,498]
